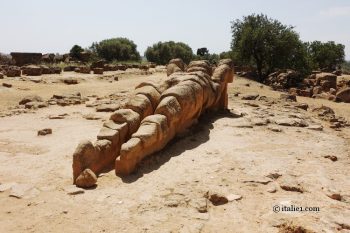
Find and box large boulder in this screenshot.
[6,66,21,77]
[75,66,91,74]
[266,70,300,90]
[93,68,104,75]
[42,53,55,63]
[315,73,337,92]
[90,60,106,69]
[40,65,52,74]
[22,65,42,76]
[63,65,77,72]
[336,88,350,103]
[117,64,127,71]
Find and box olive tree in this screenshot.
[231,14,310,81]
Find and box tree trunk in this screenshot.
[256,61,263,82]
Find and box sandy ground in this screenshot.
[0,71,349,233]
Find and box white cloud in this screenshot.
[320,6,350,17]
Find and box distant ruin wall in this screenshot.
[10,52,42,66]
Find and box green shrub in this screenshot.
[145,41,194,65]
[90,38,141,62]
[306,41,345,71]
[69,45,84,60]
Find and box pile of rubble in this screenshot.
[16,92,88,111]
[265,70,301,90]
[311,105,349,129]
[289,72,350,103]
[0,65,62,77]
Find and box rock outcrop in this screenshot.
[72,59,234,187]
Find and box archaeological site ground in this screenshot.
[0,56,349,232]
[1,1,350,233]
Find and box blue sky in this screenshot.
[1,0,349,59]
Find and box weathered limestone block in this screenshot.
[187,60,212,76]
[110,109,141,137]
[22,65,42,76]
[124,94,153,119]
[116,114,170,175]
[166,58,185,76]
[11,52,42,66]
[134,85,161,110]
[155,96,182,138]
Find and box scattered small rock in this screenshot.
[266,186,277,193]
[226,194,242,201]
[241,93,259,100]
[307,124,323,131]
[327,193,342,201]
[243,177,272,185]
[244,102,259,107]
[37,128,52,136]
[96,103,120,112]
[83,113,102,120]
[19,95,43,105]
[251,118,269,126]
[274,118,308,127]
[266,173,282,180]
[280,93,297,102]
[65,185,85,195]
[294,103,308,111]
[63,78,79,85]
[75,169,97,188]
[279,180,304,193]
[9,184,36,199]
[49,114,67,119]
[206,192,228,206]
[2,82,12,88]
[25,101,48,109]
[324,155,337,162]
[268,125,282,132]
[229,109,244,118]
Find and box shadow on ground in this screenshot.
[120,110,238,183]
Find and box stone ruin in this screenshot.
[291,72,350,103]
[265,69,350,103]
[10,52,42,66]
[72,59,234,187]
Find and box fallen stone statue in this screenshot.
[72,59,234,187]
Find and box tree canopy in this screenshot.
[306,41,345,71]
[145,41,194,65]
[69,45,84,60]
[197,48,209,57]
[90,38,141,62]
[231,14,310,81]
